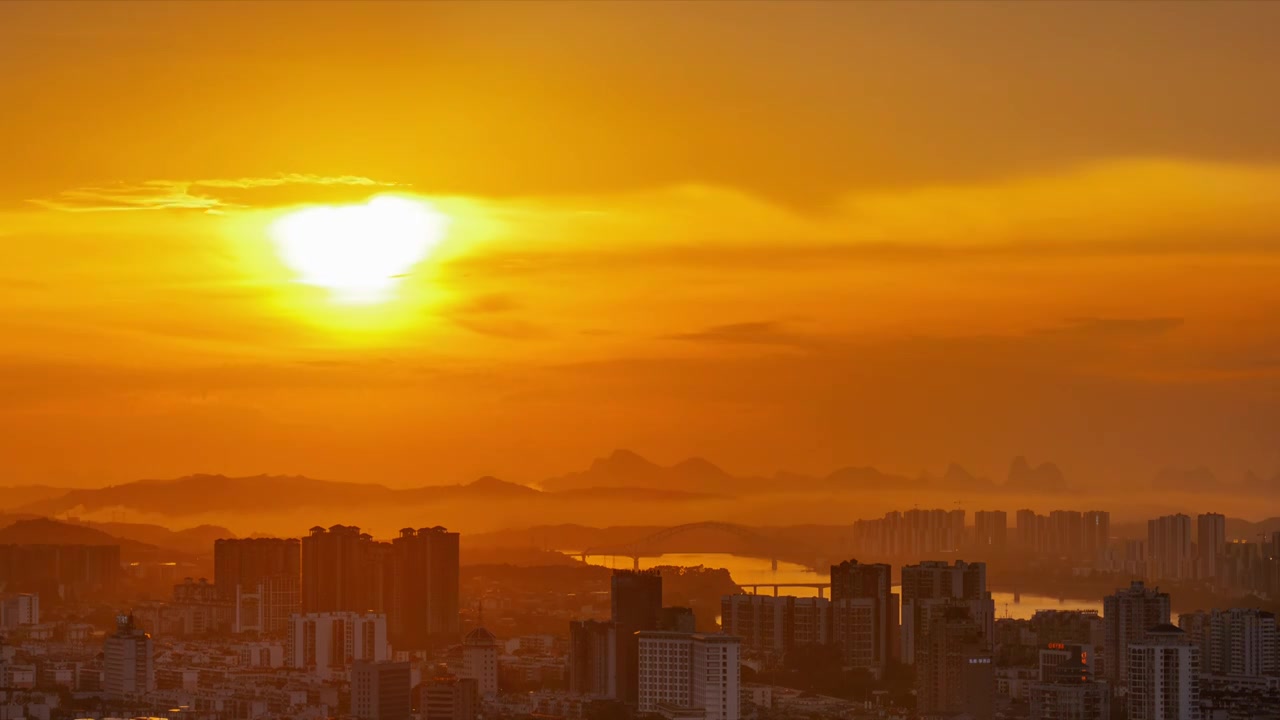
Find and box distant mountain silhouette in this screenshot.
[0,485,71,511]
[6,450,1237,526]
[924,463,995,491]
[0,517,174,562]
[1005,456,1068,492]
[540,449,743,494]
[1241,470,1280,494]
[1153,466,1217,493]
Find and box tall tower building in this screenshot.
[302,525,391,614]
[352,660,411,720]
[611,569,662,704]
[104,614,153,700]
[461,626,499,698]
[829,559,897,675]
[390,526,461,650]
[1147,514,1193,581]
[900,560,994,664]
[569,619,616,696]
[1102,581,1171,687]
[915,603,994,720]
[1196,513,1226,580]
[1048,510,1085,557]
[1082,511,1110,558]
[973,511,1008,550]
[214,537,301,635]
[1127,625,1202,720]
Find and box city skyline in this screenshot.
[4,2,1280,718]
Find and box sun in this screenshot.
[269,195,448,303]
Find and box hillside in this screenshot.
[0,517,176,562]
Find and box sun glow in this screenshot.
[269,195,448,303]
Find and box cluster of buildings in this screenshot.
[569,569,743,720]
[0,525,481,720]
[3,513,1280,720]
[723,560,996,717]
[850,510,968,556]
[849,507,1280,600]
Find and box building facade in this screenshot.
[568,619,615,697]
[612,569,663,704]
[638,632,740,720]
[352,660,411,720]
[390,526,461,651]
[285,611,389,679]
[1127,625,1202,720]
[1102,581,1171,687]
[104,614,154,700]
[1179,607,1277,677]
[900,560,994,664]
[461,626,499,698]
[301,525,392,615]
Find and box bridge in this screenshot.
[573,521,817,572]
[741,582,832,598]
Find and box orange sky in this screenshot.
[2,1,1280,490]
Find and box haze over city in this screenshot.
[2,3,1280,720]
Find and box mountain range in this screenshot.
[2,450,1276,532]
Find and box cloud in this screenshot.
[30,174,399,213]
[439,293,548,340]
[665,321,817,349]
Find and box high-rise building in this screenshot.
[1178,608,1277,677]
[900,560,994,664]
[915,603,994,720]
[569,619,615,696]
[829,560,896,675]
[638,632,740,720]
[352,660,411,720]
[720,595,832,661]
[1102,581,1171,687]
[389,526,461,651]
[691,634,741,720]
[1147,514,1193,581]
[1048,511,1084,557]
[850,509,966,556]
[0,593,39,629]
[1127,625,1202,720]
[974,511,1008,550]
[611,569,662,704]
[1028,657,1109,720]
[301,525,392,615]
[1196,513,1226,580]
[104,614,153,700]
[461,626,499,698]
[215,537,301,635]
[285,611,388,679]
[420,674,478,720]
[1016,509,1040,551]
[1082,511,1110,558]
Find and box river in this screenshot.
[583,552,1103,621]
